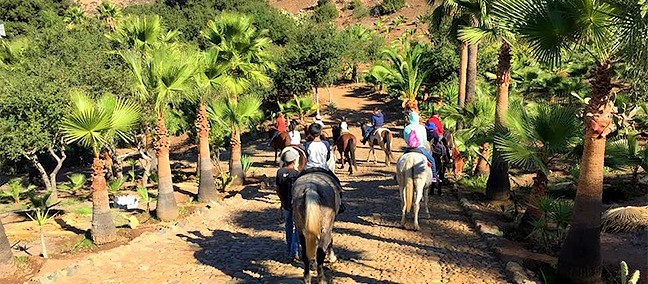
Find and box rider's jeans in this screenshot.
[283,209,299,258]
[416,146,438,179]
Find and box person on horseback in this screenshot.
[314,114,325,128]
[403,111,438,181]
[340,116,349,132]
[276,150,300,262]
[301,123,346,213]
[427,110,444,137]
[288,120,301,146]
[361,107,385,145]
[269,112,288,146]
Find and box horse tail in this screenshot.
[383,131,392,160]
[304,188,321,260]
[348,138,356,167]
[404,164,414,214]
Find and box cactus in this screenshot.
[621,261,640,284]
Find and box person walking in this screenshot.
[275,150,300,262]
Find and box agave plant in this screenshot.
[27,208,56,258]
[279,95,320,122]
[605,132,648,186]
[0,178,35,204]
[59,173,87,192]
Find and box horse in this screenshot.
[270,129,291,164]
[396,152,433,231]
[331,126,358,175]
[292,171,342,284]
[360,123,394,166]
[428,130,456,195]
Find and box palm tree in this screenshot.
[441,92,495,175]
[496,103,581,227]
[279,95,321,123]
[368,36,430,111]
[0,221,12,265]
[120,45,197,221]
[429,0,475,128]
[459,0,515,200]
[96,1,121,31]
[495,0,648,281]
[207,95,263,182]
[61,91,139,244]
[107,15,179,51]
[201,12,275,186]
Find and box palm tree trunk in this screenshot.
[456,42,468,130]
[486,41,512,201]
[230,126,244,186]
[0,221,12,265]
[197,103,217,202]
[519,170,549,235]
[557,61,612,284]
[474,142,490,176]
[40,227,47,258]
[465,16,479,104]
[154,114,179,221]
[90,156,116,244]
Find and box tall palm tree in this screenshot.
[96,1,121,31]
[61,91,139,244]
[201,12,275,186]
[207,95,263,184]
[107,15,179,51]
[0,221,12,265]
[120,45,197,221]
[429,0,473,128]
[459,0,514,200]
[495,0,648,281]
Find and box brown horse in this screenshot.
[278,146,307,171]
[332,126,358,175]
[270,130,290,164]
[360,123,394,166]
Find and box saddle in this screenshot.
[297,167,342,188]
[403,147,433,168]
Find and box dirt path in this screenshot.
[29,85,508,283]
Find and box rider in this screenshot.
[361,107,385,145]
[340,116,349,132]
[288,120,301,146]
[269,112,288,145]
[314,114,325,128]
[301,123,346,214]
[275,150,300,262]
[426,110,444,138]
[403,111,438,181]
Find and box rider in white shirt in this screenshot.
[288,121,301,145]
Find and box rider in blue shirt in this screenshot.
[362,107,385,145]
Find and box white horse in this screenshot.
[396,152,433,231]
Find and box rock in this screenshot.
[506,261,539,284]
[66,265,79,276]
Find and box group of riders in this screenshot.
[271,107,451,263]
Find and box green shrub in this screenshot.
[74,206,92,217]
[458,175,488,193]
[352,5,370,19]
[378,0,405,15]
[107,177,126,193]
[313,0,338,23]
[241,154,252,176]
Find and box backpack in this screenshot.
[407,128,421,148]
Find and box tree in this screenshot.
[61,91,139,244]
[368,36,431,111]
[96,1,121,31]
[429,0,471,128]
[0,221,12,266]
[107,15,179,51]
[201,12,275,185]
[495,0,648,281]
[459,0,514,200]
[207,95,263,183]
[120,45,197,221]
[496,103,581,227]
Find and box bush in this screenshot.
[378,0,405,15]
[352,5,370,19]
[313,0,338,23]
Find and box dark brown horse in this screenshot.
[278,146,307,171]
[332,126,358,175]
[270,130,290,164]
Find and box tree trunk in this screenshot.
[456,42,468,130]
[197,103,217,202]
[39,227,47,259]
[46,145,66,206]
[0,221,12,265]
[465,16,479,104]
[90,156,116,244]
[230,126,244,186]
[103,151,114,180]
[557,61,612,284]
[24,153,54,193]
[154,114,179,221]
[518,170,549,235]
[486,41,512,201]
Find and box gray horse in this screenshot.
[396,152,433,231]
[292,171,341,284]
